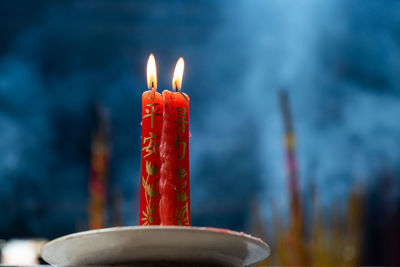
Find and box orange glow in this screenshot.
[146,54,157,90]
[172,57,184,91]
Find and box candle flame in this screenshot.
[172,57,184,91]
[147,54,157,90]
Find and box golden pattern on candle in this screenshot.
[143,103,162,129]
[175,135,187,160]
[175,107,188,133]
[142,132,158,158]
[176,203,189,226]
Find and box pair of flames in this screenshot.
[147,54,184,92]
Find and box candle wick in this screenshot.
[173,81,179,92]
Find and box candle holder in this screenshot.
[41,226,270,267]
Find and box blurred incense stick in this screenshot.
[278,90,306,265]
[88,105,110,230]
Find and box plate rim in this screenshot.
[42,226,270,266]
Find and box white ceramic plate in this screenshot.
[41,226,270,267]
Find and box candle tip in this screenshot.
[172,57,184,91]
[147,54,157,90]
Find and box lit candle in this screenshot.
[159,58,190,225]
[140,54,163,226]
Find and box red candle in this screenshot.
[173,91,190,226]
[140,54,163,226]
[159,90,178,225]
[159,58,190,226]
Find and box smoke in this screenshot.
[230,0,400,218]
[0,1,137,237]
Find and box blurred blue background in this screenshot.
[0,0,400,265]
